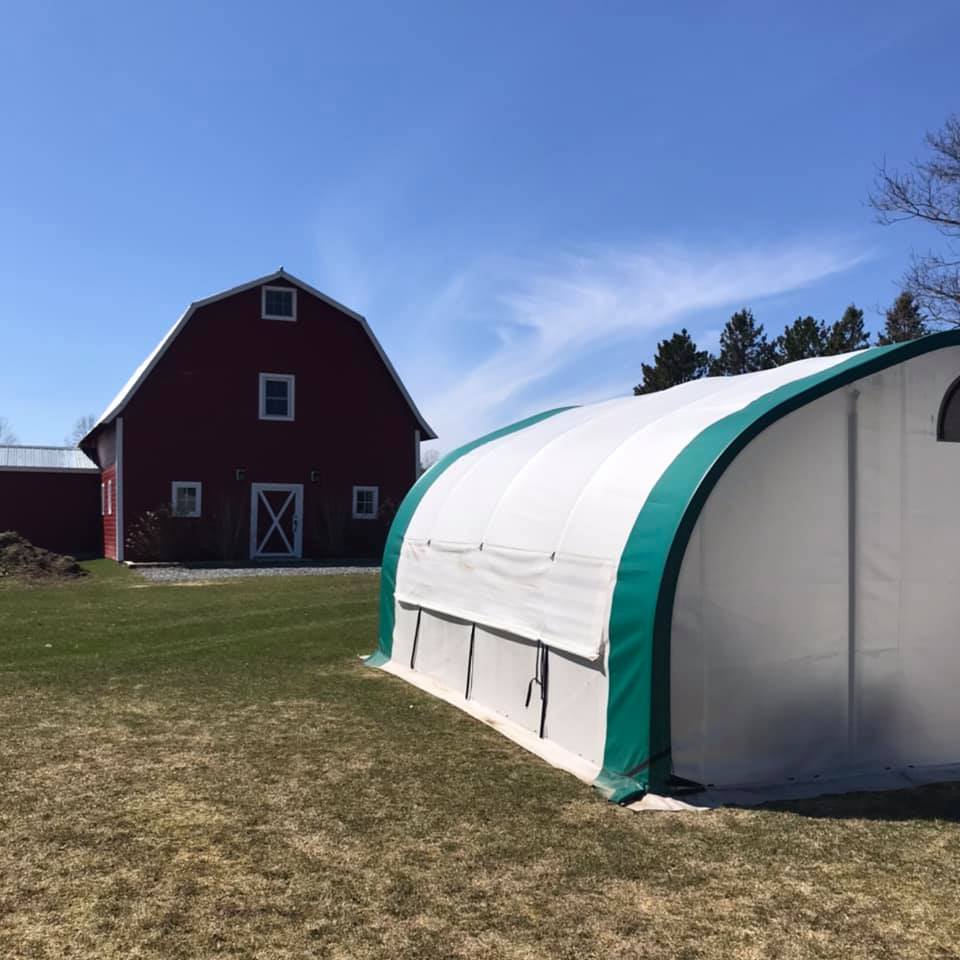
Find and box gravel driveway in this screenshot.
[134,564,380,584]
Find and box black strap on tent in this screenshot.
[538,645,549,739]
[409,607,423,670]
[464,623,476,699]
[624,747,671,778]
[524,642,541,708]
[524,640,550,739]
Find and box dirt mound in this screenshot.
[0,531,86,582]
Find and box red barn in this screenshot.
[80,270,435,563]
[0,446,102,557]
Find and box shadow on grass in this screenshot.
[754,780,960,821]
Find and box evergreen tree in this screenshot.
[876,291,929,345]
[633,329,711,395]
[774,315,829,364]
[825,304,870,355]
[709,308,776,376]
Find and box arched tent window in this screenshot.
[937,377,960,442]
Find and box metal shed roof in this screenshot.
[0,445,99,472]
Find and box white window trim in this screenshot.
[259,373,296,421]
[261,285,297,321]
[101,482,107,516]
[352,485,379,520]
[171,481,202,518]
[115,416,124,561]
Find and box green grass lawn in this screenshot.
[2,562,960,959]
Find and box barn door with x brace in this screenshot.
[249,483,304,559]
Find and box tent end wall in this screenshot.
[611,331,960,793]
[669,341,960,788]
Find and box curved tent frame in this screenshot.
[372,330,960,802]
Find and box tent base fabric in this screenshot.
[368,654,960,811]
[365,654,601,786]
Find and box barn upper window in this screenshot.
[171,482,202,518]
[259,373,295,421]
[937,377,960,442]
[262,286,296,321]
[352,485,379,520]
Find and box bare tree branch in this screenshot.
[419,448,441,476]
[0,417,17,445]
[870,115,960,326]
[65,414,97,447]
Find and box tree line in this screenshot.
[636,109,960,395]
[634,293,927,394]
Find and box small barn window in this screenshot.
[937,376,960,442]
[101,481,111,516]
[353,485,379,520]
[259,373,295,421]
[262,286,296,321]
[171,482,202,518]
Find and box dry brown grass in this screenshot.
[1,562,960,959]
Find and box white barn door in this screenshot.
[250,483,303,559]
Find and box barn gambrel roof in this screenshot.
[83,269,436,443]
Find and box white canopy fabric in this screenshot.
[395,353,855,662]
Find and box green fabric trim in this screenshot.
[593,768,648,805]
[602,332,960,797]
[374,407,576,661]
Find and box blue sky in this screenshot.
[1,1,958,451]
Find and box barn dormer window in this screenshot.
[937,376,960,442]
[262,286,296,321]
[259,373,295,421]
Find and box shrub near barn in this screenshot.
[122,494,397,562]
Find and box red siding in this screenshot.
[116,281,424,562]
[0,470,102,557]
[101,465,117,559]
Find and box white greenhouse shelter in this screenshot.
[368,332,960,802]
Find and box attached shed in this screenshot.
[0,446,101,557]
[370,332,960,802]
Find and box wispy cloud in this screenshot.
[412,240,868,447]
